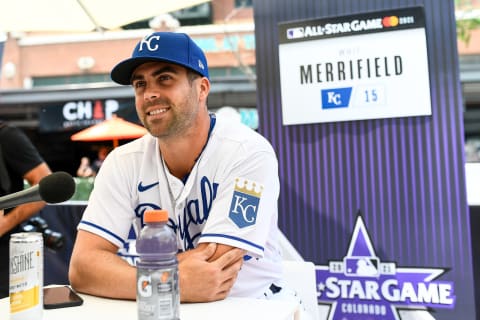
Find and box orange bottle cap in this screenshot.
[144,209,168,223]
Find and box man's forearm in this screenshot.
[69,249,137,300]
[0,201,45,237]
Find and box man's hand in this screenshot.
[0,209,5,238]
[178,243,245,302]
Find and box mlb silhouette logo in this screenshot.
[344,257,379,277]
[286,27,304,39]
[229,178,263,228]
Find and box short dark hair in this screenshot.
[187,69,202,84]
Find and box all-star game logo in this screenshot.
[316,215,456,320]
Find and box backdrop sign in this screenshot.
[278,7,431,125]
[39,99,140,132]
[316,214,455,320]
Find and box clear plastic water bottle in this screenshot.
[136,209,179,320]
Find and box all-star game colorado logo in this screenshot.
[316,214,455,320]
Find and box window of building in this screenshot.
[32,74,111,87]
[209,66,256,77]
[235,0,253,7]
[123,3,212,29]
[170,3,212,26]
[31,67,255,88]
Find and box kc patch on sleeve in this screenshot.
[229,177,263,228]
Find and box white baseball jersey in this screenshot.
[78,113,283,298]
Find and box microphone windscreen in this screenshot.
[38,171,76,204]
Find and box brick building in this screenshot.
[0,0,257,174]
[1,0,480,172]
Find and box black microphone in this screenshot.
[0,171,76,210]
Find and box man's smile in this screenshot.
[147,108,169,116]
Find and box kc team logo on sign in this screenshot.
[316,215,455,320]
[321,87,353,109]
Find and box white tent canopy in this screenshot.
[0,0,211,32]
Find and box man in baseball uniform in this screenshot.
[69,32,299,307]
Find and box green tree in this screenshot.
[456,0,480,45]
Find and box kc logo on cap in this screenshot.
[110,32,209,85]
[138,34,161,52]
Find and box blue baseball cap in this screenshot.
[111,32,209,85]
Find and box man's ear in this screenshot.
[198,77,210,101]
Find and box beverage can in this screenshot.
[9,232,43,320]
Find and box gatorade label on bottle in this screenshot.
[137,267,179,320]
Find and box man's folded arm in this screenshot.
[69,230,245,302]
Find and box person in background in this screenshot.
[90,146,111,175]
[76,156,95,177]
[69,32,301,309]
[0,121,52,298]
